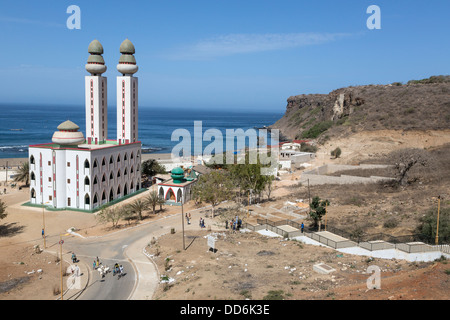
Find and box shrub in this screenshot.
[331,147,342,158]
[300,142,318,153]
[383,218,399,229]
[301,121,333,139]
[263,290,285,300]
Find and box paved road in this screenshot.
[62,206,208,300]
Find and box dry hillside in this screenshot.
[272,75,450,141]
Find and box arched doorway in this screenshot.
[165,188,175,201]
[177,189,183,203]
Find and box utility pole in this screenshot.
[325,201,327,231]
[181,193,185,250]
[307,179,311,213]
[42,196,46,249]
[436,195,441,245]
[59,234,64,301]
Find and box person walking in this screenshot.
[301,222,304,233]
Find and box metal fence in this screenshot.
[244,218,450,254]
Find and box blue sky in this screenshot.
[0,0,448,112]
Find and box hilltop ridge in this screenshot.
[272,75,450,141]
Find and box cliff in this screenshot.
[272,75,450,141]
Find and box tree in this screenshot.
[13,161,30,186]
[127,199,146,220]
[417,206,449,244]
[309,196,330,231]
[96,205,127,228]
[263,175,275,201]
[141,159,166,177]
[146,191,164,215]
[0,200,7,221]
[389,148,428,186]
[192,171,233,217]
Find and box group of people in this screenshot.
[226,216,242,232]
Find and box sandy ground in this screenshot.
[0,130,449,300]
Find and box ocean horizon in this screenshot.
[0,104,283,159]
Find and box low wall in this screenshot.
[300,164,394,186]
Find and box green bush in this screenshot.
[331,147,342,158]
[301,121,333,139]
[416,207,449,243]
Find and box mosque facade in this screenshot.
[28,39,142,211]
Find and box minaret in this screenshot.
[116,39,139,144]
[85,40,108,144]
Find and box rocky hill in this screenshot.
[272,75,450,141]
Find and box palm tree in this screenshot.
[0,199,7,220]
[127,199,146,220]
[13,161,29,186]
[146,191,164,215]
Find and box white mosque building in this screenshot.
[28,39,142,211]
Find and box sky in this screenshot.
[0,0,448,112]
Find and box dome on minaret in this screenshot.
[119,39,135,54]
[117,38,138,75]
[88,40,104,54]
[86,39,107,75]
[52,120,85,145]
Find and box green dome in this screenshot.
[88,40,104,54]
[171,167,185,183]
[171,167,184,175]
[119,39,135,54]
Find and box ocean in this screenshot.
[0,104,283,159]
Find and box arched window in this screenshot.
[93,176,98,185]
[93,193,98,204]
[117,154,121,162]
[177,189,183,203]
[117,169,121,178]
[84,159,90,169]
[31,188,36,198]
[30,171,36,181]
[124,184,128,196]
[159,187,164,198]
[131,152,134,159]
[109,156,113,164]
[117,185,121,196]
[102,157,106,166]
[102,191,106,201]
[93,159,98,168]
[85,194,90,205]
[84,176,90,185]
[131,166,134,174]
[124,153,128,161]
[124,168,128,176]
[109,172,113,180]
[30,155,35,164]
[109,188,114,201]
[102,174,106,182]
